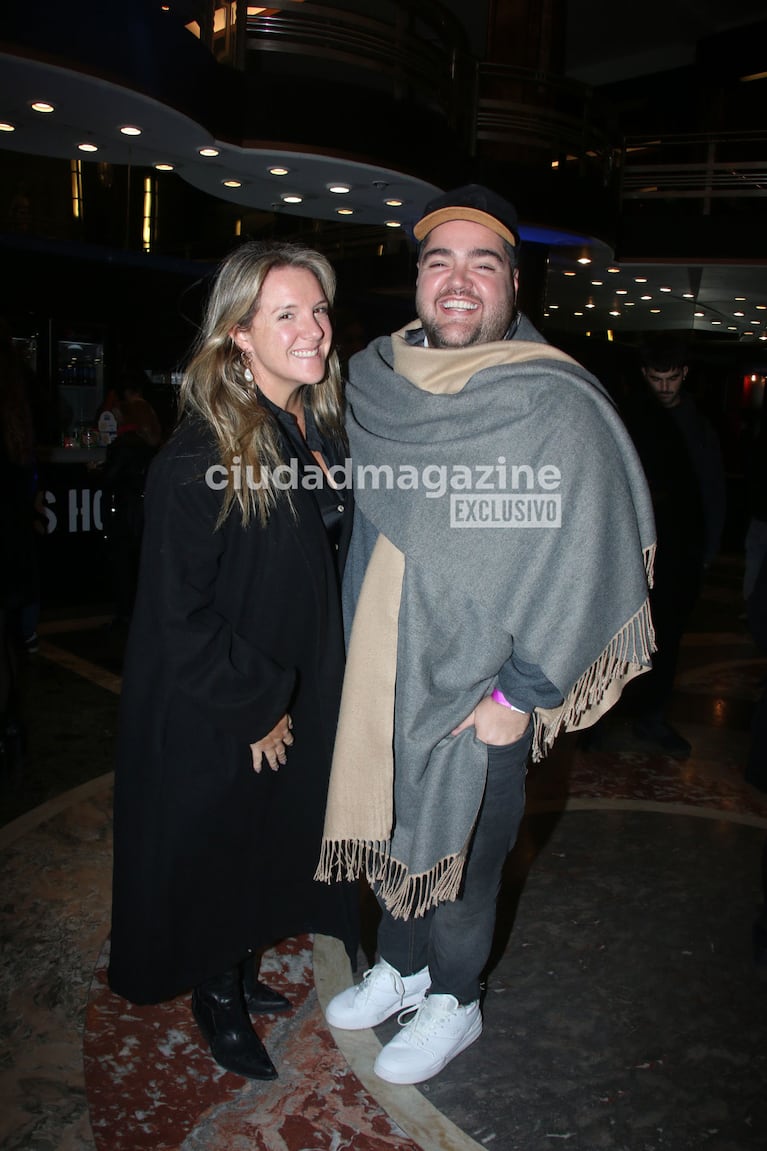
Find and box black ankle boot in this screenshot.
[192,968,278,1080]
[241,956,291,1015]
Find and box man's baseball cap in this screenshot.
[413,183,520,247]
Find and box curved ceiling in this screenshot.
[2,32,766,344]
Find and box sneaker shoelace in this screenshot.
[394,1001,445,1044]
[356,965,402,1003]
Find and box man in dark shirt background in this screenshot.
[621,334,726,758]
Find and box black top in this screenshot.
[263,394,349,554]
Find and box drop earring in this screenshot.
[240,351,254,383]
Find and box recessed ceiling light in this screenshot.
[385,198,403,207]
[585,303,595,309]
[640,295,652,301]
[155,163,174,171]
[337,208,354,215]
[733,311,745,317]
[590,280,603,286]
[0,122,16,132]
[625,301,636,307]
[563,271,576,277]
[609,310,621,316]
[659,286,672,293]
[607,267,620,274]
[327,183,351,194]
[694,310,704,317]
[682,292,695,299]
[384,220,401,228]
[577,257,591,265]
[223,179,242,187]
[269,166,289,175]
[757,305,767,311]
[120,125,142,136]
[634,277,648,283]
[711,319,722,325]
[78,143,98,152]
[650,308,661,313]
[31,101,54,113]
[574,310,584,315]
[728,326,738,331]
[616,289,628,295]
[281,193,303,204]
[198,146,219,157]
[735,297,746,301]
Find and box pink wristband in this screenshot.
[491,688,526,713]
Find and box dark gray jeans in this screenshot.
[377,725,532,1005]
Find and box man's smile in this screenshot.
[439,297,479,312]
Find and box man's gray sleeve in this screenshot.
[496,652,564,712]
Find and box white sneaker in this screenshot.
[373,993,482,1085]
[325,958,430,1030]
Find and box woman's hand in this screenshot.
[451,696,530,746]
[250,713,294,773]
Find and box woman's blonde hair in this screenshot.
[179,240,345,526]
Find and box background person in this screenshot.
[91,376,162,627]
[90,368,164,624]
[747,539,767,968]
[743,419,767,607]
[0,324,38,779]
[316,185,656,1086]
[620,335,726,758]
[108,367,164,448]
[744,415,767,794]
[107,240,358,1081]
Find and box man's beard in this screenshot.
[417,295,516,349]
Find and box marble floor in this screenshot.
[1,554,766,1151]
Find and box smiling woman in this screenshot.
[106,240,358,1083]
[230,265,333,414]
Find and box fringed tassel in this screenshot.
[381,850,467,920]
[314,838,392,884]
[532,591,657,761]
[315,838,467,920]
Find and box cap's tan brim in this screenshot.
[413,206,517,245]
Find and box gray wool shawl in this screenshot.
[316,316,656,918]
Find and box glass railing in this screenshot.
[474,61,612,169]
[619,131,767,204]
[230,0,472,136]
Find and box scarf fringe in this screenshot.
[533,550,656,762]
[315,838,467,920]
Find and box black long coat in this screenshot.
[107,416,358,1005]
